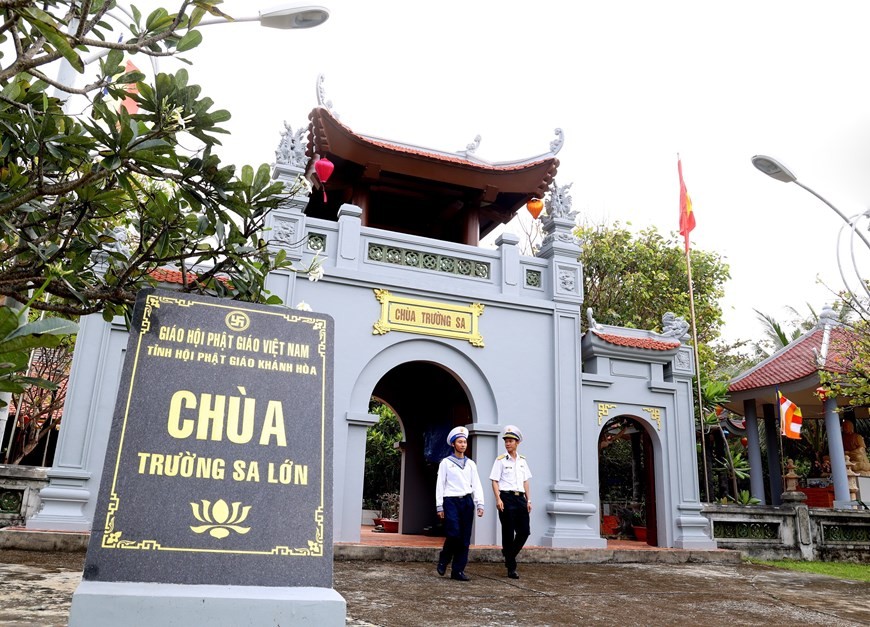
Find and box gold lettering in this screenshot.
[167,390,197,438]
[197,393,226,441]
[226,395,255,444]
[259,401,287,446]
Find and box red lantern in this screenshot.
[314,157,334,202]
[816,387,828,401]
[526,198,544,220]
[740,436,748,447]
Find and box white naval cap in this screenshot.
[501,425,523,442]
[447,426,469,445]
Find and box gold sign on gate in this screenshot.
[372,289,484,347]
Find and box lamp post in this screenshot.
[57,3,329,95]
[200,4,329,29]
[751,154,870,309]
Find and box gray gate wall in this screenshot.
[27,165,714,550]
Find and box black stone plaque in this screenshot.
[83,289,334,588]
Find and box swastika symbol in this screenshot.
[225,311,250,332]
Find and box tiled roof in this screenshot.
[592,331,681,351]
[310,106,558,173]
[148,268,229,286]
[729,327,853,392]
[149,268,187,284]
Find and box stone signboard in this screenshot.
[82,289,334,588]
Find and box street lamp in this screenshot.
[751,154,870,310]
[200,4,330,29]
[60,3,329,93]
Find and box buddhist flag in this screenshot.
[678,158,696,252]
[778,392,803,439]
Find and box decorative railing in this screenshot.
[713,520,779,540]
[704,503,870,560]
[821,522,870,543]
[366,243,491,280]
[0,465,49,528]
[296,215,564,304]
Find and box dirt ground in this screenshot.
[2,549,869,626]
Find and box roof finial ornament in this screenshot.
[316,73,338,118]
[818,303,839,328]
[587,308,602,331]
[545,180,574,219]
[661,312,690,341]
[463,134,481,155]
[275,121,308,168]
[550,128,564,154]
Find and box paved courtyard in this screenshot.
[1,548,869,626]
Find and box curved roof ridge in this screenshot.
[311,105,560,171]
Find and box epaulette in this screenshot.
[497,454,506,460]
[520,454,526,459]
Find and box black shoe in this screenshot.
[450,572,470,581]
[508,570,519,579]
[436,563,446,576]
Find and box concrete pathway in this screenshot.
[1,548,869,626]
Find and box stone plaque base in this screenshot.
[68,581,346,627]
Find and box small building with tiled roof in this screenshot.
[33,88,715,553]
[724,305,867,507]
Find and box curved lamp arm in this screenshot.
[752,155,870,252]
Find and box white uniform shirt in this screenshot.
[435,456,485,512]
[489,453,532,492]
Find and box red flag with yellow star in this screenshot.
[678,158,696,252]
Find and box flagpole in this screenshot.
[685,247,710,502]
[679,155,710,502]
[774,387,787,495]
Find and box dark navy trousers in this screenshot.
[438,494,474,574]
[498,491,530,571]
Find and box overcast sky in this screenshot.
[150,0,870,344]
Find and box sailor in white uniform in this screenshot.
[435,426,485,581]
[489,425,532,579]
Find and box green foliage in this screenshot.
[363,401,402,510]
[598,436,635,503]
[0,305,78,408]
[724,490,760,505]
[0,1,308,321]
[577,221,729,345]
[819,313,870,407]
[746,559,870,582]
[715,444,751,481]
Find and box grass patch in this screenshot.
[746,558,870,582]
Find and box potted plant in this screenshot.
[630,507,647,542]
[376,492,400,533]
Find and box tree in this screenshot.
[0,1,312,323]
[578,221,729,344]
[819,301,870,407]
[5,340,72,464]
[0,301,77,411]
[363,400,402,511]
[1,1,321,462]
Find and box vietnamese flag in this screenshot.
[678,158,696,252]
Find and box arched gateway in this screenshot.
[29,97,716,550]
